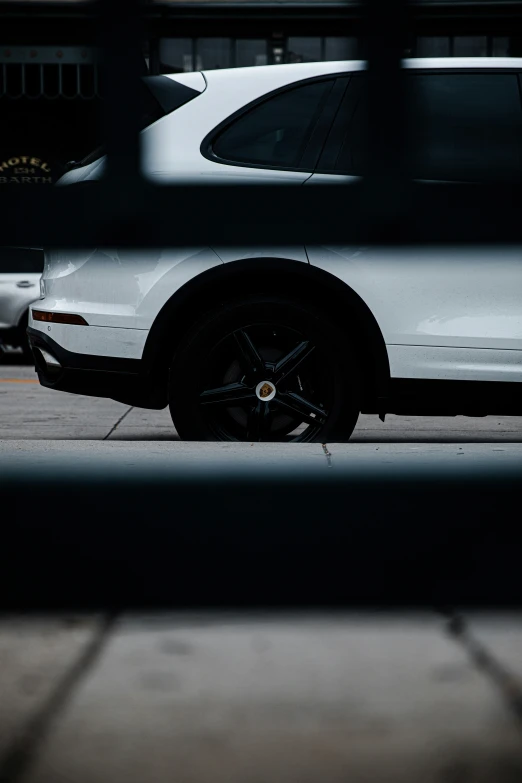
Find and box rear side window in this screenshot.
[0,247,44,274]
[409,73,522,181]
[331,72,522,182]
[211,80,332,169]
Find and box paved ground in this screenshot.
[2,361,522,780]
[0,613,521,783]
[2,362,522,444]
[2,440,522,472]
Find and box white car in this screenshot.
[0,247,43,358]
[28,58,522,441]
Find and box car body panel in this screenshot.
[27,315,148,359]
[305,246,522,349]
[0,273,41,331]
[142,62,361,185]
[388,344,522,382]
[305,245,522,383]
[214,246,308,265]
[40,247,223,332]
[31,58,522,391]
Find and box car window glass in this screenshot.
[317,77,360,170]
[0,248,44,274]
[335,73,522,182]
[410,73,522,181]
[212,80,332,168]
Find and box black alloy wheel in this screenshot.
[169,297,360,443]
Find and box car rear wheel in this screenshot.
[169,297,360,443]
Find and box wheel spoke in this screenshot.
[274,341,315,383]
[200,382,255,406]
[246,400,271,441]
[274,391,327,427]
[233,329,264,379]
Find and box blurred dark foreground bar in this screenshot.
[2,182,522,247]
[2,456,521,610]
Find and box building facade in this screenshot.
[156,33,512,74]
[1,1,520,179]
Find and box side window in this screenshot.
[334,89,366,174]
[317,77,361,171]
[333,72,522,182]
[211,80,333,169]
[409,73,522,182]
[0,248,44,274]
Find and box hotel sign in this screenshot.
[0,156,54,184]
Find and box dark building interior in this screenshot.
[1,0,521,180]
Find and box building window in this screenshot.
[492,37,510,56]
[160,35,512,75]
[236,40,268,67]
[415,36,511,58]
[416,37,451,57]
[195,38,231,70]
[286,37,322,64]
[159,39,193,72]
[453,36,488,57]
[286,37,359,64]
[324,37,359,61]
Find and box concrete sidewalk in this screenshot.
[2,372,522,780]
[1,439,522,471]
[2,364,522,443]
[0,614,521,783]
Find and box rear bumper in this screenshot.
[27,327,168,409]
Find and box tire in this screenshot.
[169,296,360,443]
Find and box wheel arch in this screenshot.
[143,257,390,409]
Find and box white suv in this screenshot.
[28,59,522,441]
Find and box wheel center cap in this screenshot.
[256,380,276,402]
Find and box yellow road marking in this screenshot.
[0,379,39,384]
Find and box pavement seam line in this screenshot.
[321,443,332,467]
[103,406,134,441]
[0,613,118,783]
[443,611,522,729]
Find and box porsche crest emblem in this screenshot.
[259,382,273,399]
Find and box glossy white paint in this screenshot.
[56,73,207,188]
[142,61,360,186]
[0,273,40,330]
[306,246,522,350]
[388,345,522,383]
[215,247,308,265]
[39,247,223,330]
[57,157,105,186]
[28,314,148,359]
[34,59,522,390]
[307,243,522,383]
